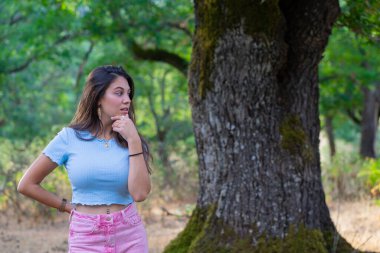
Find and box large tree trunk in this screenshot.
[360,85,380,158]
[165,0,354,252]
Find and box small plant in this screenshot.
[358,158,380,199]
[322,152,367,200]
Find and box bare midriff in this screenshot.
[75,204,129,214]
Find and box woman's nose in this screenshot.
[123,95,131,103]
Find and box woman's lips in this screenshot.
[120,108,129,114]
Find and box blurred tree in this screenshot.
[136,63,196,193]
[78,0,193,76]
[319,0,380,158]
[0,0,91,139]
[320,29,380,158]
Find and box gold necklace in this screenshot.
[91,131,112,148]
[104,139,110,148]
[97,136,111,148]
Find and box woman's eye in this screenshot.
[115,92,122,96]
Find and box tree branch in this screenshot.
[0,118,5,127]
[75,41,95,101]
[163,21,193,38]
[5,57,36,74]
[5,33,81,74]
[130,41,189,77]
[107,4,189,77]
[345,108,361,125]
[147,87,162,138]
[160,69,170,113]
[374,82,380,103]
[9,11,26,26]
[319,74,338,83]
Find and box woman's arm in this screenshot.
[128,138,151,202]
[111,115,151,202]
[17,154,73,213]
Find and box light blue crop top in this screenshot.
[42,127,134,206]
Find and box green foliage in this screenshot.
[0,1,84,73]
[0,0,194,140]
[132,62,197,196]
[319,25,380,158]
[319,26,380,119]
[0,130,71,219]
[338,0,380,42]
[81,0,193,61]
[358,158,380,194]
[327,115,360,143]
[0,0,90,139]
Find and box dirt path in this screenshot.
[0,200,379,252]
[0,203,188,253]
[329,200,380,252]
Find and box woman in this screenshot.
[18,65,151,253]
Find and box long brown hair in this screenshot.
[69,65,152,173]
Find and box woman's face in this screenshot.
[98,75,131,120]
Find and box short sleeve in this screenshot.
[42,127,69,166]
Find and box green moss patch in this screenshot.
[163,205,216,253]
[279,114,314,162]
[164,204,355,253]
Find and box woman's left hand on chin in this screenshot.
[111,115,139,141]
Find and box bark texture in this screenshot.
[165,0,354,252]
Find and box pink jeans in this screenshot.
[68,203,148,253]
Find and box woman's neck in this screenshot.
[97,121,113,140]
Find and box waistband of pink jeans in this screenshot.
[69,202,136,224]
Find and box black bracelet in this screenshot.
[58,198,67,212]
[129,152,143,157]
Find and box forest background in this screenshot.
[0,0,380,252]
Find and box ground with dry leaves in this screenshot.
[0,200,379,253]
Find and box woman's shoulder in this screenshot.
[52,127,74,144]
[63,127,94,141]
[59,126,75,137]
[55,127,82,140]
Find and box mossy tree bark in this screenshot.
[165,0,355,252]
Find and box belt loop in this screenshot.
[130,202,136,215]
[121,207,128,222]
